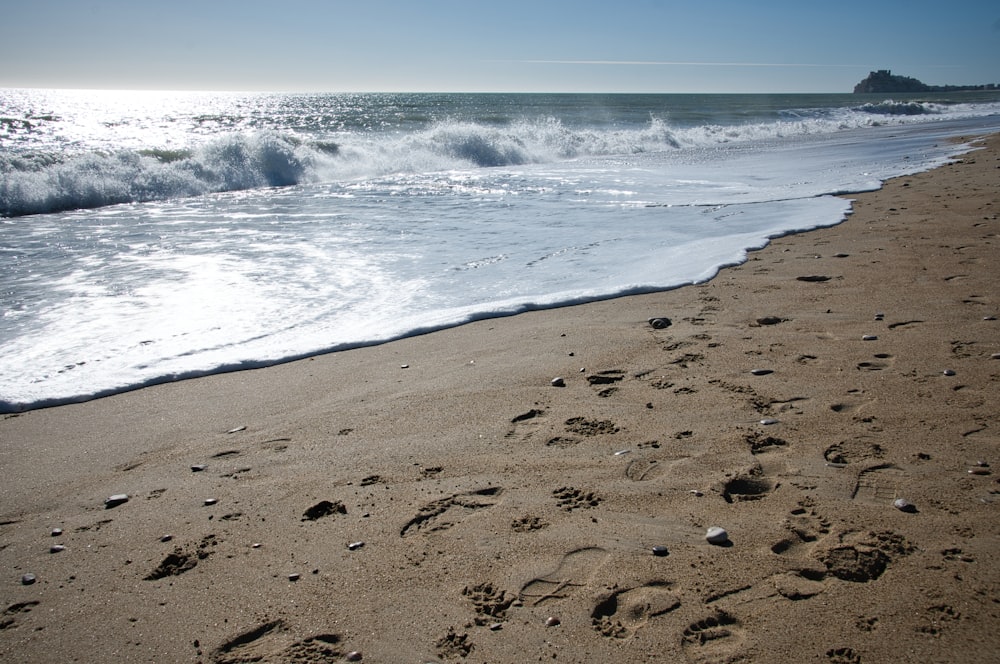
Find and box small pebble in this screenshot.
[49,544,65,553]
[942,369,956,376]
[759,418,779,426]
[191,464,207,472]
[750,368,773,376]
[488,622,503,631]
[893,498,917,513]
[226,426,246,434]
[252,543,262,549]
[105,494,129,509]
[288,573,300,582]
[400,364,409,369]
[874,312,885,321]
[21,573,36,585]
[50,528,63,537]
[545,616,561,627]
[705,526,729,545]
[968,467,991,476]
[862,334,878,341]
[204,498,218,506]
[992,353,1000,360]
[348,541,365,551]
[689,489,704,497]
[984,315,997,321]
[160,534,174,543]
[613,449,630,456]
[346,652,363,662]
[648,317,672,329]
[550,377,565,387]
[651,545,669,557]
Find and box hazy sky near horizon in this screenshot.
[3,1,998,93]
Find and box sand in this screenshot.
[1,134,999,664]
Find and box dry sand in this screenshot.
[2,134,999,664]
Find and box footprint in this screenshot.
[520,547,609,606]
[587,370,625,387]
[591,582,680,639]
[506,407,547,441]
[400,487,503,537]
[916,604,962,636]
[625,457,662,482]
[462,582,516,625]
[553,486,603,511]
[826,647,862,664]
[776,500,831,550]
[511,515,549,533]
[851,464,906,504]
[1,601,40,631]
[744,431,788,454]
[721,473,773,503]
[857,353,894,371]
[211,620,344,664]
[564,417,619,436]
[681,610,745,662]
[823,439,884,465]
[145,534,218,580]
[435,628,474,659]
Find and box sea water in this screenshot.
[2,90,999,411]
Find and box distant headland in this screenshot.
[854,70,997,94]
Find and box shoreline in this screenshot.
[1,134,998,663]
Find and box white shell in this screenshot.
[705,526,729,544]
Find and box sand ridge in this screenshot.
[1,135,999,663]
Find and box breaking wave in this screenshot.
[2,96,997,218]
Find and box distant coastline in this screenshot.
[854,70,998,94]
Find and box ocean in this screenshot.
[2,89,1000,412]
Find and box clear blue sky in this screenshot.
[3,0,998,93]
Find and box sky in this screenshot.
[2,0,998,93]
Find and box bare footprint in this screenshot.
[520,547,609,606]
[681,610,745,662]
[211,620,344,664]
[591,582,680,638]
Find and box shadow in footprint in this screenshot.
[591,582,680,639]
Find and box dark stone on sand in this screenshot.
[50,528,62,537]
[288,573,300,582]
[648,317,672,329]
[49,544,65,553]
[652,545,669,557]
[796,275,832,282]
[755,316,785,326]
[302,500,347,521]
[191,464,207,472]
[346,651,363,661]
[21,573,36,585]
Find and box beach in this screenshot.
[1,133,998,662]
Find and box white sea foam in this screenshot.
[2,90,999,410]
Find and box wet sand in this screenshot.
[1,134,998,663]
